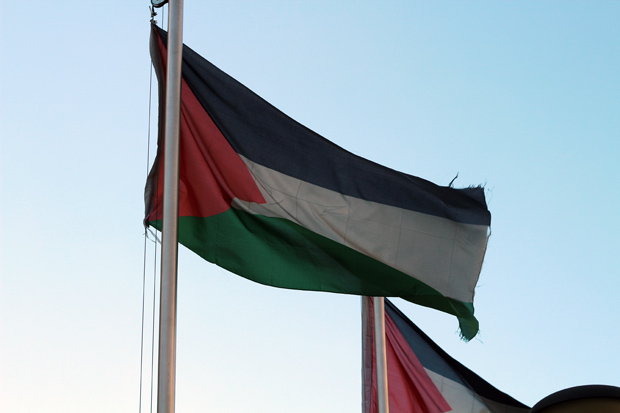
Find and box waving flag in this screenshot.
[145,24,491,339]
[362,298,529,413]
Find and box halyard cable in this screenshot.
[149,239,158,413]
[148,7,167,413]
[141,7,168,412]
[140,6,160,413]
[139,34,153,413]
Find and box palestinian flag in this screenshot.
[362,297,530,413]
[145,24,491,340]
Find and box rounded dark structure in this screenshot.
[531,384,620,413]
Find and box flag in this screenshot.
[145,24,491,340]
[362,297,529,413]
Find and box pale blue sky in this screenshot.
[1,1,619,412]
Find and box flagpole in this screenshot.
[157,1,184,413]
[373,297,390,413]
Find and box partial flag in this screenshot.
[362,297,529,413]
[145,24,491,339]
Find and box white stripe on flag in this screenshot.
[230,156,489,302]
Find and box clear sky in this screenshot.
[1,1,619,412]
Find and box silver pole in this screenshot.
[373,297,390,413]
[157,1,184,413]
[361,297,371,413]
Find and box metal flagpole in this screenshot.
[157,1,184,413]
[373,297,390,413]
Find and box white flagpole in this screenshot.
[157,1,184,413]
[373,297,390,413]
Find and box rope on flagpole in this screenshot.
[140,6,168,412]
[140,12,156,412]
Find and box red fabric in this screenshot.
[367,298,451,413]
[147,35,265,222]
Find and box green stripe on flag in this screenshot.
[149,208,478,339]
